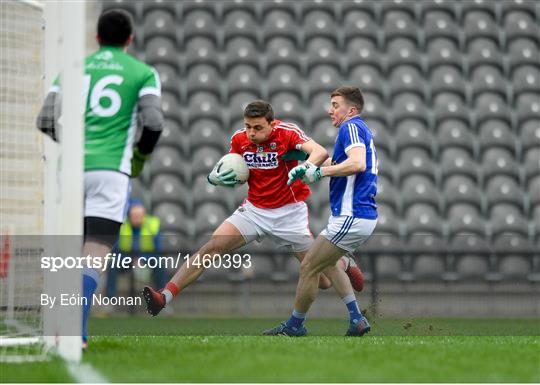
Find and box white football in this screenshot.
[219,153,249,185]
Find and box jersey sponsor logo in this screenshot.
[243,152,279,169]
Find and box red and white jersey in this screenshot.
[230,120,311,209]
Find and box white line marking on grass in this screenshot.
[67,362,109,383]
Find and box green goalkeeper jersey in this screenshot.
[51,46,161,174]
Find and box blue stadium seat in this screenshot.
[478,119,517,156]
[467,38,504,73]
[482,148,520,185]
[225,37,260,71]
[150,174,189,211]
[343,10,378,46]
[443,175,482,214]
[435,119,475,156]
[185,37,220,71]
[440,148,478,182]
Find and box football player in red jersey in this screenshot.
[143,100,364,317]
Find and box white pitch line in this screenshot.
[67,362,109,383]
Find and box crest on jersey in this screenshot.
[270,142,277,150]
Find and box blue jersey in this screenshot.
[329,116,378,219]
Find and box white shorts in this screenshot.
[84,170,130,223]
[320,215,377,252]
[226,200,313,252]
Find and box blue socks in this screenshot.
[82,268,100,343]
[342,293,363,325]
[285,309,306,330]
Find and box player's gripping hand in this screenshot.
[301,166,324,184]
[207,161,237,187]
[287,161,315,185]
[131,148,150,178]
[281,149,309,162]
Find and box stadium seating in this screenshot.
[114,0,540,285]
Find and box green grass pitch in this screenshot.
[1,317,539,383]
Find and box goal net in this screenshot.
[0,0,85,363]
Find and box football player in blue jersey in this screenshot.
[264,86,378,337]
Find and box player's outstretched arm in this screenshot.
[286,140,329,185]
[321,146,366,177]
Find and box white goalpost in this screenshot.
[0,0,85,363]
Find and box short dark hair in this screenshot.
[331,86,364,114]
[97,9,133,47]
[243,100,274,123]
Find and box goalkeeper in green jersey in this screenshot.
[37,9,164,348]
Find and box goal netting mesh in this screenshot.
[0,0,47,362]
